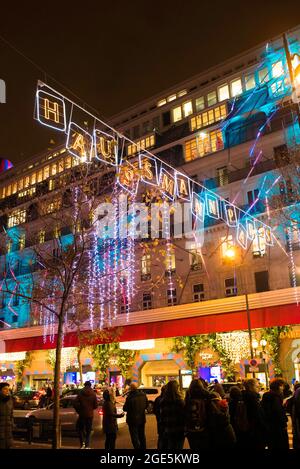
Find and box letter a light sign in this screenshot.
[35,81,274,251]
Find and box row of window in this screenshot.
[127,134,155,156]
[190,104,227,132]
[123,60,285,141]
[0,153,80,201]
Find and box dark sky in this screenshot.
[1,1,300,166]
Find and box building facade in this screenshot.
[1,26,300,383]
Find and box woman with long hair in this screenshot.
[160,380,185,450]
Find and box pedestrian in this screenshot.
[261,378,289,449]
[291,384,300,449]
[74,380,98,449]
[208,391,236,448]
[239,378,268,449]
[160,380,185,450]
[153,384,166,449]
[46,385,52,406]
[102,389,124,450]
[228,385,248,447]
[212,379,225,398]
[123,383,148,450]
[0,382,13,449]
[185,378,212,450]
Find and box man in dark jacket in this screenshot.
[74,381,98,449]
[0,382,13,449]
[123,383,148,450]
[261,378,289,449]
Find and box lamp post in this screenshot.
[224,247,255,364]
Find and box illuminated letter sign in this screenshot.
[94,129,118,166]
[192,192,205,222]
[36,90,66,131]
[117,161,139,195]
[224,203,237,227]
[264,226,273,246]
[246,219,256,240]
[66,122,93,160]
[139,154,158,186]
[159,168,175,200]
[205,193,220,219]
[237,224,247,249]
[175,173,191,201]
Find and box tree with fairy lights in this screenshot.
[0,163,137,448]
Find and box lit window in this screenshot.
[43,166,50,179]
[195,96,205,111]
[245,74,256,90]
[207,91,217,107]
[225,278,237,297]
[272,61,284,78]
[165,251,176,273]
[53,226,61,238]
[24,176,30,188]
[210,129,224,153]
[31,173,36,185]
[141,254,151,281]
[178,90,187,97]
[167,94,176,102]
[65,157,72,169]
[172,106,182,122]
[218,84,230,102]
[258,67,269,84]
[183,101,193,117]
[12,183,17,194]
[19,234,26,250]
[38,230,45,244]
[18,179,24,191]
[51,163,57,176]
[7,209,26,228]
[37,170,43,183]
[157,99,167,107]
[231,78,242,97]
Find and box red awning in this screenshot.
[4,302,300,353]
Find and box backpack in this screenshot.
[186,398,207,432]
[234,399,250,433]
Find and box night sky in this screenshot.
[1,1,300,166]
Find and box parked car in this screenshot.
[25,395,125,432]
[12,390,41,409]
[207,382,238,400]
[116,386,161,413]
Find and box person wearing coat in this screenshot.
[74,381,98,449]
[0,382,13,449]
[123,383,148,450]
[160,380,185,450]
[261,378,289,449]
[102,389,124,450]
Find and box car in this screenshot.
[12,390,41,410]
[207,382,238,400]
[25,395,125,434]
[115,386,161,414]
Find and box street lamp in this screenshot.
[224,247,255,364]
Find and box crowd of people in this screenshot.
[1,376,300,450]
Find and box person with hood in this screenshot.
[261,378,289,449]
[160,380,185,450]
[153,384,166,449]
[74,380,98,449]
[0,382,13,449]
[102,389,124,450]
[123,383,148,450]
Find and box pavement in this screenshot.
[13,414,294,450]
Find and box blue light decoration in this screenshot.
[0,158,13,173]
[205,193,220,219]
[237,223,248,250]
[192,192,205,222]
